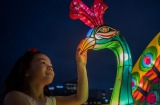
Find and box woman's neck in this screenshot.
[26,82,46,102]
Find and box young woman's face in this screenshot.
[26,53,54,85]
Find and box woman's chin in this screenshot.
[44,75,54,84]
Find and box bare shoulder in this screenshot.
[4,91,30,105]
[4,91,21,100]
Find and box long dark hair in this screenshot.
[2,48,51,100]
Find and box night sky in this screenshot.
[1,0,160,92]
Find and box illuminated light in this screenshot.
[73,1,77,5]
[91,13,94,17]
[120,53,124,62]
[139,83,142,87]
[49,86,54,90]
[80,4,83,7]
[56,85,64,89]
[124,53,129,61]
[151,60,155,65]
[75,7,79,10]
[120,53,129,61]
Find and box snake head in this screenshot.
[81,25,119,53]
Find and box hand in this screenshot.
[76,39,88,66]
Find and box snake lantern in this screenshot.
[69,0,160,104]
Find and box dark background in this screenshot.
[1,0,160,93]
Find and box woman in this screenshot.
[3,40,88,105]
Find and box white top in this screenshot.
[15,91,56,105]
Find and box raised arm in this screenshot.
[56,39,89,105]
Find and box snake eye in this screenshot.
[99,27,110,33]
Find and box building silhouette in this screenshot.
[50,80,111,105]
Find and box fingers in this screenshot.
[77,39,88,55]
[77,37,95,55]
